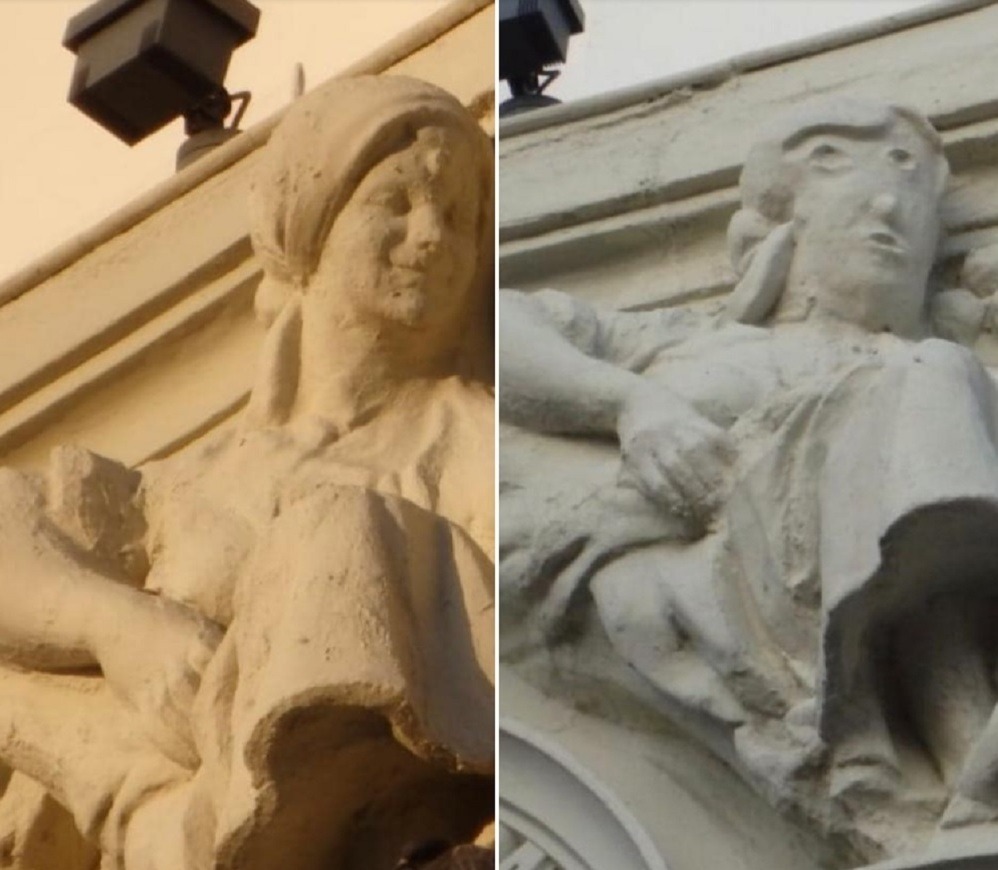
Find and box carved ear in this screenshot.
[930,288,987,346]
[723,222,795,325]
[245,297,302,427]
[727,208,777,276]
[961,242,998,298]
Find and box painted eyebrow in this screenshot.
[783,122,890,150]
[787,134,861,155]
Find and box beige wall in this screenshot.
[0,0,451,282]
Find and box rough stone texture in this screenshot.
[0,72,494,870]
[500,92,998,869]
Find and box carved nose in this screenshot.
[870,192,900,219]
[407,204,444,252]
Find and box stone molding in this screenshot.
[499,720,667,870]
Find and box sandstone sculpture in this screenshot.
[0,74,494,870]
[500,98,998,865]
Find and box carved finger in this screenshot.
[707,429,738,466]
[620,435,662,485]
[619,450,663,499]
[655,439,709,519]
[619,449,684,511]
[658,452,711,523]
[682,452,725,513]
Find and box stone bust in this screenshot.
[0,74,494,870]
[500,98,998,866]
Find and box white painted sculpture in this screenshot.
[500,98,998,866]
[0,74,494,870]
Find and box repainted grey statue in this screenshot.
[500,98,998,864]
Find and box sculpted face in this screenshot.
[784,118,942,335]
[309,124,482,332]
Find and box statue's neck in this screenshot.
[291,306,457,434]
[779,271,929,341]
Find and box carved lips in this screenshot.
[865,226,907,256]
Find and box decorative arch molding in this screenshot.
[498,718,669,870]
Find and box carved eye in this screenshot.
[807,142,850,171]
[887,147,916,170]
[369,188,410,215]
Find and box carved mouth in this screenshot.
[866,230,906,255]
[391,261,425,274]
[391,265,430,288]
[391,257,434,274]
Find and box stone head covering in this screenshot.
[250,74,491,293]
[246,75,493,424]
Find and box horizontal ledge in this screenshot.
[0,257,260,458]
[499,0,990,139]
[500,110,998,249]
[0,236,254,418]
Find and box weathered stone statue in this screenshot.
[0,74,494,870]
[500,98,998,865]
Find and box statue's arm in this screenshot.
[499,288,734,529]
[0,465,134,670]
[0,445,158,670]
[0,454,221,765]
[499,288,656,436]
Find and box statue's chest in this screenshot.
[142,424,491,623]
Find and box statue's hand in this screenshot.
[93,593,223,770]
[617,385,735,532]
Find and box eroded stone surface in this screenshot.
[500,98,998,868]
[0,74,494,870]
